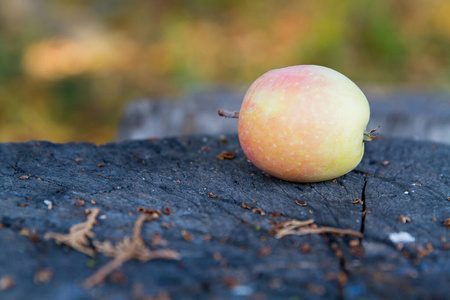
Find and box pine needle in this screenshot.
[271,218,363,239]
[44,208,100,257]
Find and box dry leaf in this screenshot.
[33,269,53,284]
[443,218,450,228]
[181,230,194,242]
[398,215,411,223]
[350,199,363,204]
[300,243,311,253]
[83,214,180,289]
[241,203,251,210]
[0,275,15,291]
[252,208,266,215]
[269,211,281,218]
[163,206,172,215]
[45,208,100,257]
[216,151,235,160]
[295,200,307,206]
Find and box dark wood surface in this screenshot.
[0,135,449,299]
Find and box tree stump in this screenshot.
[0,135,448,299]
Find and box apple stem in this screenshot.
[218,109,239,118]
[363,126,380,143]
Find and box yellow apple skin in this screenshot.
[238,65,370,183]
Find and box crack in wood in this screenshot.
[359,178,368,238]
[320,235,348,299]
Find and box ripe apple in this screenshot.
[237,65,376,183]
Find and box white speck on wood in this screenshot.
[389,232,415,244]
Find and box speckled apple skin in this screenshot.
[238,65,370,183]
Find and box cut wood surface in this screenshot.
[0,135,449,299]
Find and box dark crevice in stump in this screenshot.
[360,178,368,237]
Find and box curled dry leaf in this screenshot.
[270,211,282,218]
[83,214,180,289]
[216,151,235,160]
[181,230,194,242]
[136,207,162,218]
[350,199,363,205]
[241,203,252,210]
[252,208,266,215]
[163,206,172,215]
[295,200,307,206]
[74,200,86,206]
[398,215,411,223]
[45,208,100,257]
[443,218,450,228]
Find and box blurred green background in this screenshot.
[0,0,449,143]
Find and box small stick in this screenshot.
[218,109,239,118]
[279,226,363,238]
[363,126,380,143]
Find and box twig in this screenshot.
[218,109,239,118]
[271,219,315,237]
[271,218,363,238]
[287,227,363,238]
[83,214,180,289]
[44,208,100,257]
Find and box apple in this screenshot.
[237,65,376,183]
